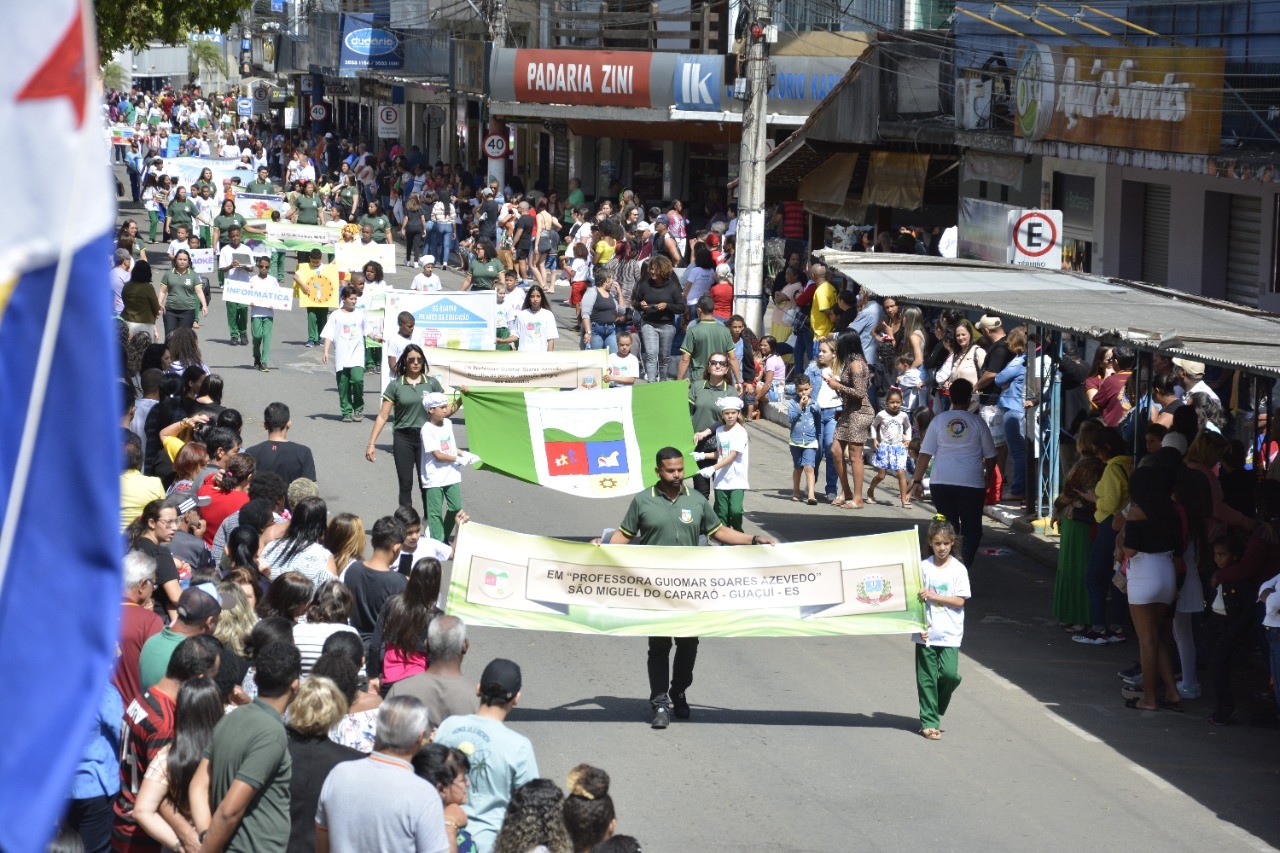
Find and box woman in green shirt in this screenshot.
[291,182,322,226]
[211,199,246,249]
[166,187,198,240]
[461,241,502,291]
[688,357,735,500]
[192,167,215,198]
[337,176,361,222]
[358,201,392,244]
[365,343,454,511]
[159,249,208,337]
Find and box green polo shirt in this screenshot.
[246,180,276,194]
[689,380,733,434]
[167,198,197,228]
[382,374,445,430]
[213,213,246,244]
[137,627,184,692]
[680,319,733,378]
[294,195,320,225]
[359,214,391,242]
[205,698,291,853]
[619,484,721,546]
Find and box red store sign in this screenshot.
[513,49,652,108]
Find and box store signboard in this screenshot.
[673,55,852,116]
[510,49,653,107]
[452,39,488,95]
[958,197,1017,263]
[1014,44,1224,155]
[339,13,403,71]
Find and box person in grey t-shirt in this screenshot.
[388,615,479,727]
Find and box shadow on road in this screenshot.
[744,504,1280,847]
[517,694,920,731]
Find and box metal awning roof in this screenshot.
[818,252,1280,378]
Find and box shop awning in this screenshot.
[818,253,1280,378]
[797,152,865,222]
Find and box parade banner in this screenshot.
[431,348,609,392]
[266,221,342,250]
[384,290,497,352]
[223,278,294,311]
[462,383,692,498]
[107,125,134,145]
[160,157,254,189]
[447,523,927,637]
[359,282,391,348]
[294,263,340,309]
[233,192,289,220]
[188,247,215,275]
[334,240,398,274]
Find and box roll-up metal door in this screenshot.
[1141,184,1170,286]
[552,130,570,195]
[1225,195,1262,307]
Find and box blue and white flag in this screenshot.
[0,1,122,848]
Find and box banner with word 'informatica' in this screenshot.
[447,523,926,637]
[463,383,694,498]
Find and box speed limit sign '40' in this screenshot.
[483,133,508,160]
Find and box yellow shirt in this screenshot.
[594,239,615,264]
[1094,455,1134,522]
[121,470,166,530]
[809,281,837,338]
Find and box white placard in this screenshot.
[223,279,294,311]
[188,247,216,275]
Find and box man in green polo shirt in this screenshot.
[246,167,276,195]
[609,447,774,730]
[676,294,741,384]
[191,642,300,852]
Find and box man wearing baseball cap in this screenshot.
[137,586,222,691]
[1172,357,1220,405]
[433,659,538,853]
[651,213,681,265]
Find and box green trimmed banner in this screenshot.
[463,383,695,498]
[447,523,927,637]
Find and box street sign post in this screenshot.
[1010,209,1063,269]
[236,97,253,118]
[252,83,270,114]
[309,103,330,123]
[376,104,400,139]
[483,133,508,160]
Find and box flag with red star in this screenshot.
[0,2,121,849]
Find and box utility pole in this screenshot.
[733,0,771,336]
[485,0,510,191]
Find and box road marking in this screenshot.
[1128,763,1176,794]
[968,660,1019,690]
[1044,711,1102,743]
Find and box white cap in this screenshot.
[716,396,744,411]
[423,392,449,410]
[421,254,435,266]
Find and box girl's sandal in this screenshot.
[920,728,942,740]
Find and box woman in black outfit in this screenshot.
[631,255,684,383]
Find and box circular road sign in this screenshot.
[483,133,508,160]
[309,103,329,122]
[1013,210,1058,258]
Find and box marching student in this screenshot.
[321,286,370,423]
[248,256,279,372]
[914,516,971,741]
[419,392,479,542]
[696,397,750,532]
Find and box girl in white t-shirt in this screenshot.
[695,397,750,531]
[410,256,442,291]
[914,517,971,741]
[514,284,558,352]
[868,389,913,507]
[418,393,478,542]
[608,332,640,387]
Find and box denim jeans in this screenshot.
[795,327,814,374]
[640,322,675,382]
[589,321,617,354]
[815,407,839,497]
[1267,627,1280,710]
[439,223,455,268]
[1085,517,1122,629]
[1002,406,1026,496]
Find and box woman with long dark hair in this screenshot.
[366,343,451,512]
[369,558,443,694]
[165,328,206,376]
[261,497,336,589]
[132,677,224,851]
[125,498,184,622]
[515,284,558,352]
[121,260,161,340]
[824,331,874,509]
[197,453,255,547]
[401,193,428,265]
[256,573,313,623]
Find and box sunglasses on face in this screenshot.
[709,360,728,367]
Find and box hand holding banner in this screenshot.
[447,523,927,637]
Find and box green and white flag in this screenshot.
[463,383,696,498]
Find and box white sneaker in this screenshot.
[1176,681,1201,699]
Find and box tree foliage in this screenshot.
[188,39,228,84]
[95,0,254,57]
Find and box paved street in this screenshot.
[119,193,1280,852]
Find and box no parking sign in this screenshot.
[376,104,400,138]
[1009,209,1062,269]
